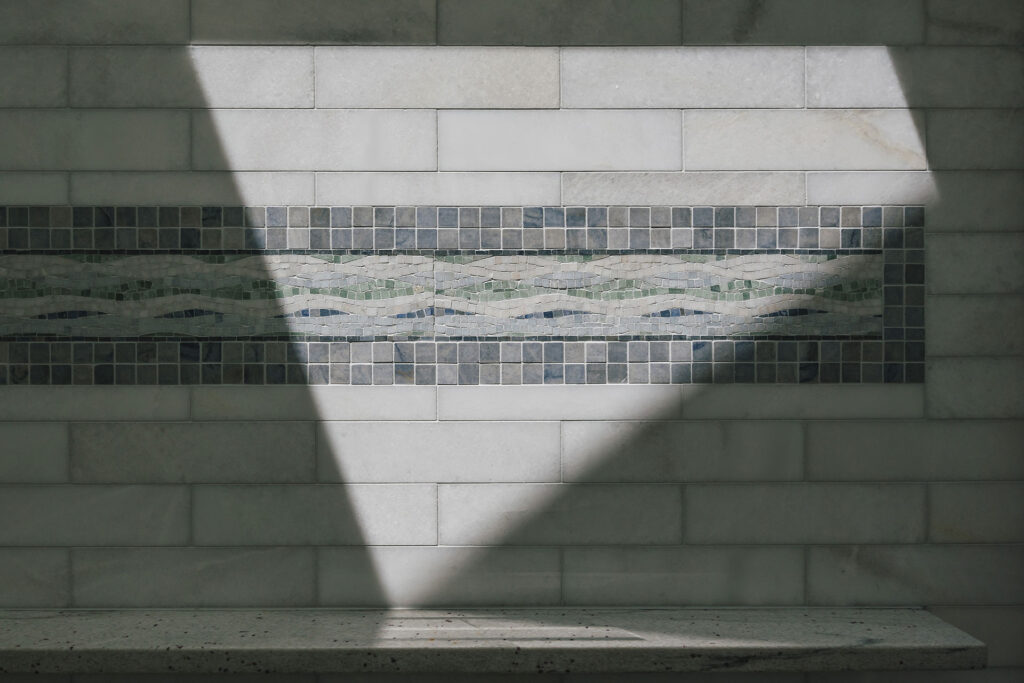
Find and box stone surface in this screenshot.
[682,0,925,45]
[561,47,803,108]
[927,359,1024,419]
[927,296,1024,356]
[317,422,559,483]
[70,171,314,206]
[70,46,314,108]
[927,0,1024,45]
[0,608,985,673]
[0,172,68,204]
[439,110,682,171]
[0,423,68,483]
[438,0,682,46]
[316,47,558,108]
[70,423,316,483]
[438,483,683,545]
[685,110,926,170]
[808,545,1024,605]
[318,547,561,607]
[0,388,189,422]
[806,421,1024,481]
[562,547,804,605]
[0,110,189,171]
[806,47,1024,108]
[685,483,927,544]
[192,484,437,545]
[71,548,316,607]
[191,386,436,421]
[192,110,436,171]
[561,421,803,482]
[0,485,189,546]
[191,0,435,44]
[0,0,188,44]
[315,172,560,206]
[561,172,805,206]
[927,110,1024,170]
[0,47,66,106]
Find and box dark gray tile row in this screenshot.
[0,205,922,253]
[0,339,924,386]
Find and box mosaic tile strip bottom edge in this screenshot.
[0,339,924,386]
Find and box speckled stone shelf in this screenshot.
[0,608,985,674]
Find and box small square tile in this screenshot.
[459,207,480,228]
[353,206,374,226]
[629,207,650,227]
[714,207,734,227]
[671,207,691,227]
[501,207,523,228]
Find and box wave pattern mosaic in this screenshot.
[0,204,924,385]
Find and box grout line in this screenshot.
[65,421,73,483]
[802,544,810,605]
[187,484,195,545]
[803,46,808,109]
[680,110,686,172]
[557,46,562,109]
[64,46,71,108]
[800,419,809,481]
[66,547,75,607]
[313,545,321,606]
[558,546,565,606]
[924,482,933,543]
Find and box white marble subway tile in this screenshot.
[561,421,803,482]
[561,47,803,108]
[192,109,436,171]
[72,548,316,607]
[316,47,558,108]
[807,46,1024,108]
[318,546,561,606]
[927,359,1024,419]
[0,548,69,607]
[808,545,1024,605]
[686,483,927,544]
[0,47,66,106]
[930,483,1024,543]
[70,171,315,206]
[685,110,926,170]
[562,172,805,206]
[0,110,189,171]
[438,110,682,171]
[317,422,559,483]
[315,172,560,206]
[0,388,189,422]
[70,46,313,108]
[0,0,189,44]
[0,423,68,483]
[71,423,316,483]
[192,484,437,545]
[563,547,804,605]
[806,421,1024,481]
[0,485,190,546]
[438,483,683,545]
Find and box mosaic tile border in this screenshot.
[0,205,924,384]
[0,339,923,386]
[0,205,923,253]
